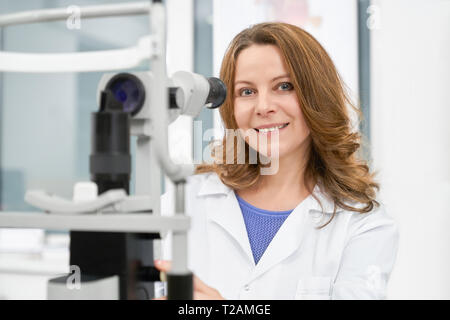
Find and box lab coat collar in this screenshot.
[197,172,230,197]
[199,172,345,282]
[197,172,342,215]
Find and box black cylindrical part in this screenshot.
[90,111,131,194]
[167,273,193,300]
[138,266,161,282]
[206,77,227,108]
[169,87,180,109]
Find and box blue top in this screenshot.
[235,192,294,265]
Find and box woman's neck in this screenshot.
[258,159,306,194]
[240,150,312,207]
[236,154,312,211]
[257,140,312,193]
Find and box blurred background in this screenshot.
[0,0,449,299]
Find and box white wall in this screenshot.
[371,0,450,299]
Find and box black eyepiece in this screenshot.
[105,73,146,116]
[206,77,227,109]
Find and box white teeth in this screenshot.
[256,123,288,133]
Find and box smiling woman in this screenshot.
[196,22,379,226]
[161,22,399,300]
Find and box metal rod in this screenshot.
[150,3,195,183]
[175,180,186,215]
[0,2,151,27]
[357,0,372,160]
[0,37,152,73]
[0,212,190,233]
[0,27,3,207]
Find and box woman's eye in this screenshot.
[279,82,293,91]
[239,88,254,96]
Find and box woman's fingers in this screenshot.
[154,260,172,272]
[194,291,215,300]
[154,260,172,282]
[194,275,224,299]
[152,264,224,300]
[193,275,212,293]
[155,293,214,300]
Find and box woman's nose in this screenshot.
[255,91,275,117]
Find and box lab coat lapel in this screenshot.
[248,184,342,283]
[199,173,254,265]
[248,196,314,282]
[206,191,255,266]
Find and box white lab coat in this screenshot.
[160,172,399,300]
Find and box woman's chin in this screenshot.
[259,151,281,160]
[255,147,284,161]
[246,141,284,161]
[256,143,282,159]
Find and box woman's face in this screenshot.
[233,44,310,160]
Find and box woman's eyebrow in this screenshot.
[234,74,290,85]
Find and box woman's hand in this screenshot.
[153,260,225,300]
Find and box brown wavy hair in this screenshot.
[195,22,379,228]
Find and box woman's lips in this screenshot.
[255,123,289,135]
